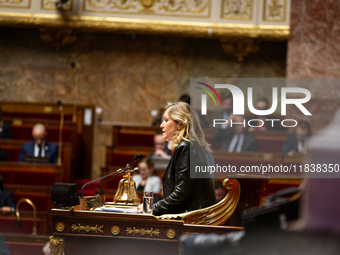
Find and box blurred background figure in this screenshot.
[0,175,16,215]
[18,123,59,163]
[215,180,227,203]
[0,234,11,255]
[248,97,286,132]
[0,144,8,162]
[281,121,311,155]
[178,94,190,105]
[212,115,258,152]
[0,105,11,139]
[210,94,233,128]
[149,133,171,159]
[133,157,162,193]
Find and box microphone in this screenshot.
[79,154,143,198]
[97,154,143,196]
[57,100,64,166]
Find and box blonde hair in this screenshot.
[164,102,212,152]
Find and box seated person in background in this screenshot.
[0,175,16,214]
[0,105,11,139]
[281,121,311,155]
[133,157,162,193]
[0,148,8,161]
[212,115,258,152]
[215,180,227,203]
[18,123,58,163]
[148,133,172,159]
[210,93,233,128]
[248,97,286,132]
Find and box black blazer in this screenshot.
[0,123,11,139]
[153,141,216,216]
[0,189,16,209]
[0,150,8,161]
[211,128,258,152]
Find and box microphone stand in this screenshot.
[57,101,63,166]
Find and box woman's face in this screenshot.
[160,110,180,142]
[138,162,152,180]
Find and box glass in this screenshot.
[143,191,154,214]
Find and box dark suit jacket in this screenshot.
[0,150,8,161]
[153,141,216,216]
[18,141,58,164]
[0,234,11,255]
[211,128,258,152]
[281,133,311,155]
[0,189,16,209]
[0,123,11,139]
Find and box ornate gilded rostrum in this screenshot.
[71,223,104,233]
[49,235,65,255]
[126,227,160,237]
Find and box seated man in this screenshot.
[0,175,16,215]
[148,133,171,159]
[18,123,58,164]
[281,121,311,155]
[0,105,11,139]
[212,115,258,152]
[0,148,8,161]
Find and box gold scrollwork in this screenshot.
[263,0,286,22]
[0,0,29,8]
[126,227,160,237]
[71,224,104,233]
[55,222,65,232]
[49,236,65,255]
[220,37,260,62]
[111,225,120,235]
[166,228,176,239]
[85,0,209,16]
[222,0,253,20]
[158,178,241,225]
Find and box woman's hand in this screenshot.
[137,204,143,213]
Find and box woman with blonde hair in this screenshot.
[145,102,216,216]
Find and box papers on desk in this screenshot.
[94,206,138,214]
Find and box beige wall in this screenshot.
[0,28,287,178]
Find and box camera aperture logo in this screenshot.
[196,82,312,128]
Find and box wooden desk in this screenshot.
[0,162,64,186]
[51,209,243,255]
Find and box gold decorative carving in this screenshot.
[0,0,30,8]
[220,37,260,62]
[158,179,241,225]
[42,0,72,11]
[111,225,120,235]
[49,236,65,255]
[126,227,160,237]
[0,13,289,41]
[222,0,252,20]
[39,28,77,51]
[55,222,65,232]
[166,228,176,239]
[71,224,104,233]
[263,0,286,22]
[84,0,210,17]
